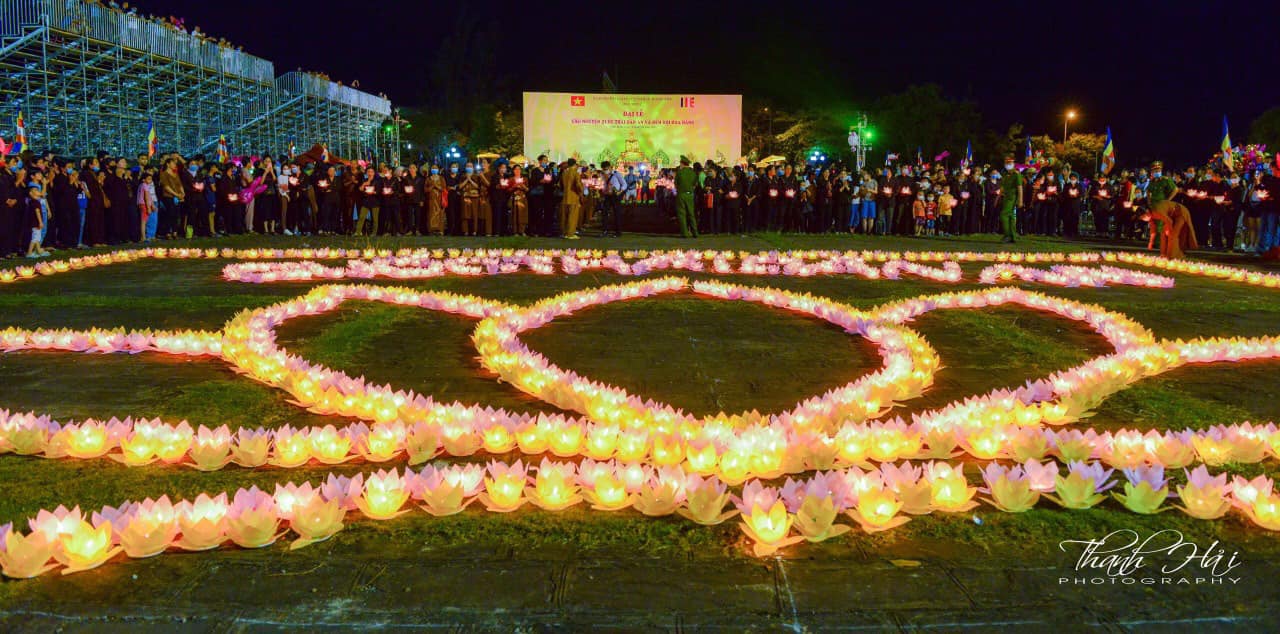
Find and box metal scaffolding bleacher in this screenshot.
[0,0,397,162]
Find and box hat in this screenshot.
[1003,155,1014,162]
[1151,160,1163,169]
[679,155,690,165]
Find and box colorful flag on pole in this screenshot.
[1221,116,1234,171]
[217,135,230,163]
[962,140,972,168]
[288,138,297,160]
[934,150,950,162]
[1100,127,1116,174]
[146,118,158,158]
[12,110,26,155]
[1024,137,1033,165]
[320,145,330,163]
[884,152,899,166]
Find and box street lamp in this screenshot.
[1063,110,1077,145]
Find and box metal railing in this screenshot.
[1,0,274,83]
[276,72,392,116]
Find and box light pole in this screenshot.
[1063,109,1077,145]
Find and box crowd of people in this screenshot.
[2,146,1279,258]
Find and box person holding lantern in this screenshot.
[1089,172,1116,238]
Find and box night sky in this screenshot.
[131,0,1280,164]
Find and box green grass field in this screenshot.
[2,232,1279,630]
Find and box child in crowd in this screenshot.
[137,171,158,241]
[26,183,50,258]
[925,193,938,236]
[913,191,926,236]
[937,184,956,236]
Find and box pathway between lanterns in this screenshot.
[1,529,1277,631]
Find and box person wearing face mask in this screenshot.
[998,157,1023,243]
[559,158,584,239]
[891,165,915,235]
[458,163,481,236]
[490,162,513,236]
[424,164,447,235]
[440,162,458,235]
[314,165,339,235]
[355,166,381,236]
[379,166,401,235]
[1200,168,1230,250]
[1143,160,1197,258]
[1060,171,1084,238]
[1089,172,1115,238]
[743,165,762,233]
[982,169,1003,235]
[404,164,424,235]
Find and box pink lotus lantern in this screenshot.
[175,493,228,551]
[226,487,282,548]
[414,466,474,516]
[632,467,687,517]
[189,425,233,471]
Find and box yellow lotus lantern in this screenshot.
[580,462,633,511]
[850,488,910,533]
[739,501,804,557]
[528,459,582,511]
[118,497,180,558]
[927,463,978,512]
[53,520,121,574]
[406,423,441,465]
[479,460,528,512]
[289,496,346,550]
[355,469,412,520]
[0,529,58,578]
[792,495,851,542]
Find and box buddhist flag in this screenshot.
[320,145,330,163]
[12,110,25,155]
[146,118,158,158]
[962,140,972,168]
[1024,137,1033,165]
[217,134,230,163]
[915,146,923,165]
[1221,116,1233,171]
[1100,127,1115,174]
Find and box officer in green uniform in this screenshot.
[999,155,1024,243]
[674,155,699,237]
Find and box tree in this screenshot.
[870,85,981,165]
[1057,133,1107,175]
[491,109,524,156]
[1249,107,1280,152]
